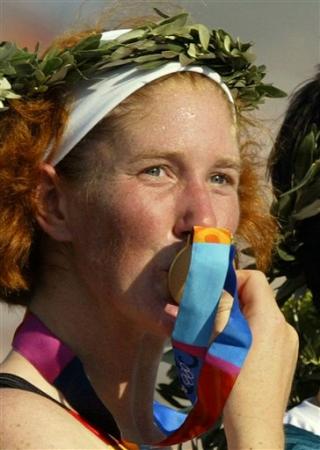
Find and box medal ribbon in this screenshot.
[154,226,252,446]
[12,226,252,447]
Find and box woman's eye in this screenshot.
[210,173,229,185]
[143,166,165,177]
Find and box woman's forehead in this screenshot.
[108,82,239,163]
[121,78,235,134]
[135,71,232,105]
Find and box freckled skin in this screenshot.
[64,81,240,338]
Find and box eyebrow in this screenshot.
[213,157,241,172]
[127,150,183,166]
[128,151,241,172]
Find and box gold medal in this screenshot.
[168,236,192,304]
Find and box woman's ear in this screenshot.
[35,163,73,242]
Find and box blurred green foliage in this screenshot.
[282,289,320,407]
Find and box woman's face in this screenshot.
[66,79,240,338]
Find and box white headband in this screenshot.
[49,29,234,166]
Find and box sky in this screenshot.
[0,0,319,359]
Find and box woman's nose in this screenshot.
[173,183,217,238]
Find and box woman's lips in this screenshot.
[164,301,179,319]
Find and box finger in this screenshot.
[212,290,233,339]
[236,269,277,309]
[235,270,285,325]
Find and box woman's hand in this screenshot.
[223,270,299,449]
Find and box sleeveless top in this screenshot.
[0,373,135,449]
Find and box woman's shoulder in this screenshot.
[1,388,111,449]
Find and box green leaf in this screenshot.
[153,8,170,19]
[293,198,320,221]
[166,43,185,53]
[126,39,156,51]
[12,62,34,76]
[294,131,316,183]
[40,56,63,75]
[224,34,232,53]
[293,176,320,220]
[277,193,296,220]
[0,77,11,90]
[0,62,16,76]
[35,85,48,93]
[0,42,18,61]
[152,13,189,36]
[230,48,243,58]
[257,84,287,98]
[73,34,101,52]
[241,50,256,63]
[1,91,20,99]
[278,247,296,262]
[133,53,163,63]
[275,275,306,304]
[41,46,60,62]
[60,52,75,67]
[179,52,193,66]
[187,43,198,58]
[238,41,251,52]
[110,46,133,61]
[280,160,320,198]
[191,24,210,51]
[136,59,165,70]
[161,50,179,59]
[92,58,134,70]
[116,29,147,44]
[48,64,73,84]
[34,69,46,83]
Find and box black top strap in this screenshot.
[0,371,120,440]
[0,372,69,408]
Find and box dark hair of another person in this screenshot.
[269,68,320,312]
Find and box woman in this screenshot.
[268,69,320,449]
[0,12,298,449]
[269,69,320,314]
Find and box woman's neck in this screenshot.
[83,332,165,443]
[30,267,167,444]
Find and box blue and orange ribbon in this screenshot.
[154,226,252,446]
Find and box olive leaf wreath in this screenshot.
[0,11,285,112]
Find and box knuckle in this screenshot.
[245,269,266,280]
[276,318,299,348]
[286,322,299,344]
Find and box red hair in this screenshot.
[0,96,68,302]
